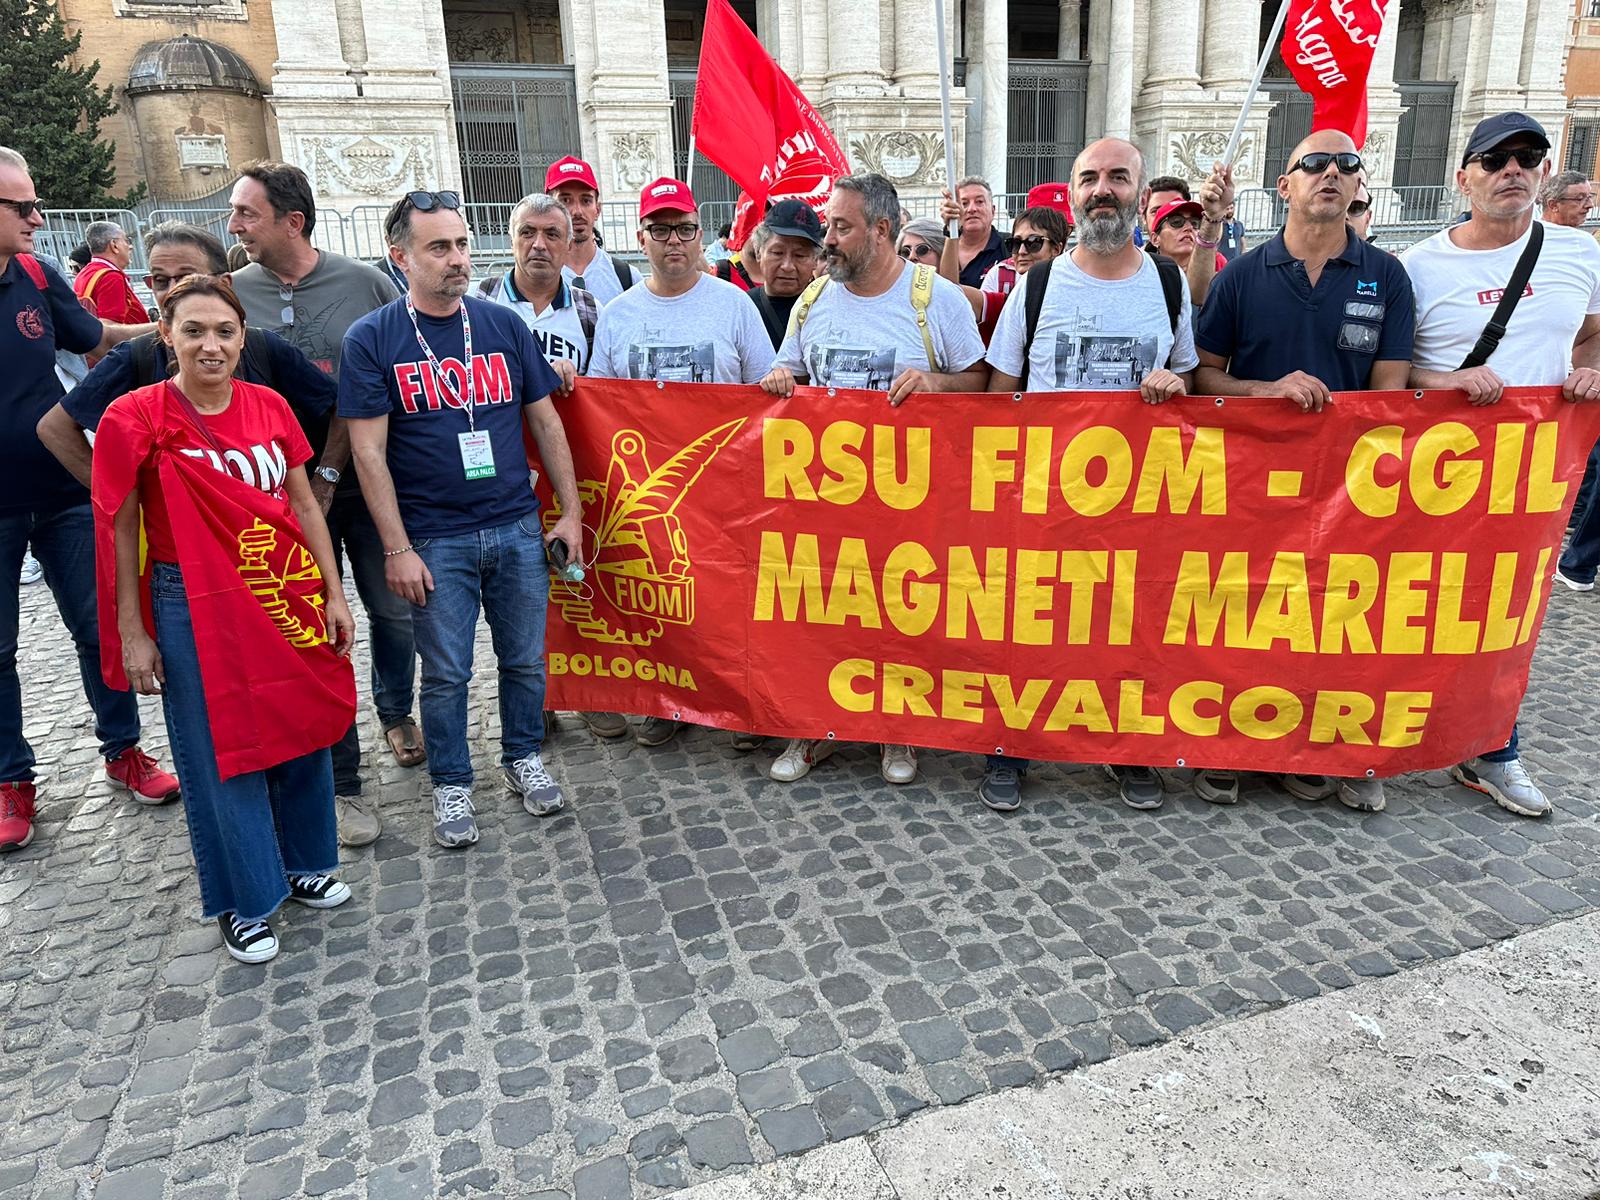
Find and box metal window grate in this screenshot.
[1006,60,1088,195]
[668,70,741,206]
[451,64,580,210]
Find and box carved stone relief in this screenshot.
[303,135,437,197]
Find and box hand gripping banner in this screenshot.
[539,382,1599,777]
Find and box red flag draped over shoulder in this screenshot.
[1280,0,1391,147]
[91,383,355,781]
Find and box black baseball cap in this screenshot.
[764,199,824,247]
[1461,113,1550,167]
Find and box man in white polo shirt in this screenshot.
[477,192,596,382]
[546,156,641,306]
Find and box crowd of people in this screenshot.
[0,104,1596,965]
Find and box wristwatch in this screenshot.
[315,466,341,485]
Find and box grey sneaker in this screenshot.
[1336,776,1386,812]
[504,753,565,817]
[979,765,1022,812]
[1107,764,1164,810]
[432,784,479,848]
[635,716,682,747]
[1193,770,1239,805]
[1281,773,1337,801]
[335,794,381,847]
[1451,756,1551,818]
[581,711,629,738]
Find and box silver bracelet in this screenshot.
[384,545,413,557]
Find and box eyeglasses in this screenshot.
[1468,147,1546,173]
[643,223,700,243]
[898,242,937,260]
[1154,216,1201,233]
[1558,193,1595,206]
[1004,234,1056,254]
[0,197,43,219]
[1347,199,1371,217]
[1288,152,1363,176]
[278,285,295,327]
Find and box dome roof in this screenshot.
[126,36,261,97]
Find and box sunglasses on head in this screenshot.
[1004,234,1055,254]
[0,197,43,219]
[405,190,461,213]
[1468,146,1546,173]
[1347,199,1371,217]
[1289,151,1363,176]
[898,242,936,259]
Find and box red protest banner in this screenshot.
[538,381,1599,777]
[1280,0,1391,147]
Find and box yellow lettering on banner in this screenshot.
[818,421,867,504]
[549,652,566,674]
[946,547,1009,641]
[754,531,824,621]
[1378,691,1432,747]
[874,425,931,511]
[1132,427,1227,515]
[829,659,875,712]
[1170,680,1223,736]
[762,418,816,500]
[1058,550,1109,644]
[883,542,940,636]
[1117,679,1165,735]
[1247,552,1315,652]
[1320,554,1379,654]
[1012,549,1058,645]
[1380,551,1432,654]
[1229,686,1303,740]
[1482,551,1522,651]
[1431,552,1481,654]
[638,662,657,682]
[1409,422,1481,516]
[970,427,1018,512]
[1108,550,1136,645]
[1518,547,1553,644]
[883,662,937,717]
[1488,423,1526,515]
[1021,426,1053,514]
[1346,425,1403,517]
[1043,680,1112,732]
[1060,427,1133,516]
[1526,421,1567,513]
[942,670,986,723]
[1164,551,1250,646]
[825,538,881,628]
[988,674,1053,729]
[1309,691,1376,745]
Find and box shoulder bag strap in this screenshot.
[1018,258,1054,391]
[1459,222,1544,371]
[165,380,228,457]
[909,264,939,371]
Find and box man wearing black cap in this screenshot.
[746,200,825,349]
[1403,112,1600,819]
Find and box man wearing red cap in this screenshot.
[545,156,640,306]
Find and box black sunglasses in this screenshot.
[1289,151,1363,176]
[0,197,43,219]
[1004,234,1056,254]
[1468,147,1546,174]
[386,190,462,240]
[1347,199,1371,217]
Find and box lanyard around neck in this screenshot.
[404,295,476,430]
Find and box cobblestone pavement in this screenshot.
[1,577,1598,1200]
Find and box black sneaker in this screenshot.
[218,913,278,964]
[1106,764,1164,810]
[979,765,1022,811]
[287,873,352,909]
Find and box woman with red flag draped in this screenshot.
[91,275,358,965]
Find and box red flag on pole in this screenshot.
[692,0,849,218]
[1279,0,1391,148]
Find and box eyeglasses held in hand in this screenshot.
[0,197,43,218]
[898,242,937,260]
[643,223,701,243]
[1468,147,1546,174]
[1346,200,1371,217]
[1004,234,1055,254]
[1288,151,1363,176]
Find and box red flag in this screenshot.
[1280,0,1391,148]
[92,382,355,780]
[692,0,849,214]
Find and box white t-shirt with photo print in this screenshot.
[588,273,773,384]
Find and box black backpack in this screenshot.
[1018,254,1183,390]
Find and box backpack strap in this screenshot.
[129,331,162,386]
[1460,221,1544,370]
[909,263,939,371]
[612,252,632,293]
[1018,258,1053,391]
[78,262,108,304]
[750,288,785,349]
[789,275,830,340]
[16,253,47,292]
[240,327,271,384]
[572,284,598,364]
[1152,254,1183,336]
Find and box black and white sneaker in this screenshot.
[218,913,278,963]
[287,873,352,909]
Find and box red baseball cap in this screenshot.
[1025,182,1074,226]
[545,156,599,193]
[639,177,697,219]
[1151,198,1203,232]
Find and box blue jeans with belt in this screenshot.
[410,514,550,789]
[151,562,337,922]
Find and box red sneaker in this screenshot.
[105,747,181,806]
[0,781,36,852]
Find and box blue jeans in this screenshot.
[151,562,337,922]
[1570,439,1597,530]
[1559,440,1600,585]
[0,503,140,782]
[410,515,549,788]
[326,494,418,795]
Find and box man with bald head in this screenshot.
[1192,128,1414,814]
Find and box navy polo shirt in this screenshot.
[959,229,1007,288]
[1194,227,1414,390]
[1,254,105,515]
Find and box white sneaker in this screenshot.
[1554,568,1594,592]
[432,784,479,847]
[770,738,834,782]
[1451,756,1551,818]
[19,554,41,586]
[504,753,564,817]
[880,744,918,785]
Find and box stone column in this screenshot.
[1105,0,1135,138]
[824,0,885,93]
[1142,0,1201,91]
[1361,0,1404,186]
[269,0,354,98]
[1085,0,1110,139]
[1201,0,1258,92]
[795,0,830,98]
[1453,0,1532,171]
[1520,0,1575,160]
[978,0,1008,192]
[1059,0,1082,60]
[583,0,675,198]
[893,0,941,95]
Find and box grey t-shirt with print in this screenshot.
[986,253,1198,391]
[231,251,399,380]
[589,273,773,384]
[772,263,987,388]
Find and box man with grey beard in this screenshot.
[982,136,1196,815]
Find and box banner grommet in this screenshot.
[1176,758,1186,767]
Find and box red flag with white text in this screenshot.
[1280,0,1391,148]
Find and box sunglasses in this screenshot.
[643,222,700,243]
[898,242,937,260]
[1004,234,1056,254]
[0,197,43,219]
[1468,147,1546,173]
[278,284,295,327]
[1154,216,1200,233]
[1289,151,1363,176]
[385,190,463,241]
[1347,200,1371,217]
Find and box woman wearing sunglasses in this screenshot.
[1146,199,1229,298]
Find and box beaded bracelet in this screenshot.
[384,545,414,557]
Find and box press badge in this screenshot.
[459,431,496,479]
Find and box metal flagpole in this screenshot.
[933,0,959,237]
[1223,0,1292,169]
[686,134,697,192]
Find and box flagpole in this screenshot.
[1223,0,1292,169]
[933,0,959,237]
[686,134,697,192]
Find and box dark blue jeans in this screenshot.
[0,503,140,782]
[410,515,550,789]
[1559,440,1600,585]
[326,494,418,795]
[151,562,337,922]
